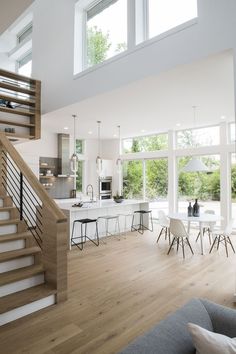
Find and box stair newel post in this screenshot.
[41,204,68,303]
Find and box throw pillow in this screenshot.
[188,323,236,354]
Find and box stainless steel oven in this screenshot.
[100,193,112,200]
[99,177,112,194]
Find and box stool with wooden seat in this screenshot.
[71,218,99,250]
[131,210,153,234]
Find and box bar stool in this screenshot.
[71,218,99,250]
[117,212,133,236]
[131,210,153,234]
[98,215,121,239]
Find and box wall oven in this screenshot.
[99,177,112,200]
[99,177,112,194]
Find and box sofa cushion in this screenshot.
[119,298,213,354]
[188,323,236,354]
[201,299,236,338]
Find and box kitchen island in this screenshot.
[56,199,149,249]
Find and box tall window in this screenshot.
[177,126,220,149]
[178,155,220,215]
[17,52,32,77]
[123,160,143,199]
[231,153,236,221]
[148,0,197,39]
[123,133,168,153]
[76,161,83,192]
[86,0,127,68]
[146,158,168,215]
[17,23,33,44]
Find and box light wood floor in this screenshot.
[0,228,236,354]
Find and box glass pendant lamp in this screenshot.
[116,125,122,174]
[70,114,79,173]
[96,121,103,176]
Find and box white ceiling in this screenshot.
[43,50,235,139]
[0,0,33,35]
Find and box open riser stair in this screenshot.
[0,128,67,326]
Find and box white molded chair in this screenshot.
[156,210,170,245]
[167,218,194,259]
[209,219,235,257]
[195,210,216,245]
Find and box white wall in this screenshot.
[31,0,236,115]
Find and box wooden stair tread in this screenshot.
[0,93,35,107]
[0,82,36,95]
[0,264,44,286]
[0,219,21,226]
[0,283,56,314]
[0,106,34,117]
[0,119,35,128]
[0,246,41,263]
[0,206,16,211]
[0,232,32,243]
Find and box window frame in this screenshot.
[83,0,128,70]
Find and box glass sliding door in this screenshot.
[178,155,220,215]
[123,160,143,199]
[145,158,168,216]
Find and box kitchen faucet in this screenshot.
[86,184,94,202]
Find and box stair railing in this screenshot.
[0,132,68,302]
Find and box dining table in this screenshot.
[168,213,223,255]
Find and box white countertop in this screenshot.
[57,199,148,212]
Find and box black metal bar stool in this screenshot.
[71,218,99,250]
[131,210,153,234]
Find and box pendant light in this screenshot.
[70,114,79,173]
[182,106,209,173]
[96,120,103,176]
[116,125,122,174]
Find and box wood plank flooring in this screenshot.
[0,227,236,354]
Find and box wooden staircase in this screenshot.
[0,133,68,326]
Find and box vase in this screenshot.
[193,199,200,217]
[187,202,193,217]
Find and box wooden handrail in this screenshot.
[0,132,66,223]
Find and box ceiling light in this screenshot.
[64,126,69,130]
[141,129,146,133]
[221,115,226,120]
[176,123,181,127]
[113,134,117,137]
[88,131,93,135]
[182,107,209,173]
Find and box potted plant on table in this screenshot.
[113,192,124,203]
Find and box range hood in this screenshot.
[58,133,73,177]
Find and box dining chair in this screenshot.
[167,218,194,259]
[156,210,171,245]
[195,209,216,245]
[209,219,235,257]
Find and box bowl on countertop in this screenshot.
[113,197,124,203]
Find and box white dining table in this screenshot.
[168,213,223,255]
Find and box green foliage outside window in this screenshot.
[87,26,127,67]
[76,160,83,192]
[76,139,83,154]
[178,156,220,201]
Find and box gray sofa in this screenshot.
[119,298,236,354]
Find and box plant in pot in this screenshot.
[113,192,124,203]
